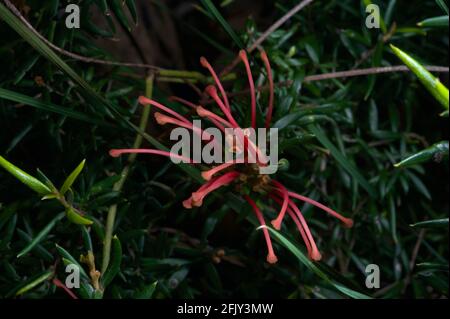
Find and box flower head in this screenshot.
[110,50,353,264]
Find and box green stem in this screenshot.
[157,72,237,84]
[101,74,154,274]
[158,69,205,80]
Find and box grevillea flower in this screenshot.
[110,50,353,264]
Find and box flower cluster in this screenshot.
[110,50,353,264]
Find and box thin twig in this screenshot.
[249,0,315,52]
[3,0,161,70]
[203,65,449,104]
[402,229,426,294]
[220,0,315,76]
[4,0,220,82]
[303,65,449,81]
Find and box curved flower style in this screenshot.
[110,50,353,264]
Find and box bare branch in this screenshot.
[204,65,449,103]
[303,65,449,82]
[220,0,315,76]
[3,0,162,71]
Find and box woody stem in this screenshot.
[101,74,154,274]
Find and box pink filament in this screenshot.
[183,180,214,208]
[205,86,265,164]
[270,180,289,230]
[168,96,198,109]
[201,161,236,181]
[200,57,231,110]
[186,171,240,207]
[243,195,278,264]
[154,112,213,141]
[206,85,239,128]
[239,50,256,129]
[202,88,267,165]
[139,96,191,125]
[53,278,78,299]
[196,106,231,130]
[288,191,353,228]
[270,193,312,257]
[167,96,225,130]
[260,50,274,129]
[287,199,322,261]
[272,190,321,261]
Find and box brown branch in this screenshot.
[3,0,162,71]
[204,65,449,104]
[249,0,315,52]
[303,65,449,82]
[402,229,426,294]
[220,0,315,76]
[6,0,448,99]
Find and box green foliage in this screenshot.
[390,44,449,109]
[0,155,51,195]
[264,226,371,299]
[395,141,448,167]
[60,159,86,195]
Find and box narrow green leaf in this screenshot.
[201,0,244,49]
[411,218,449,228]
[183,22,235,56]
[96,0,108,13]
[262,226,371,299]
[110,0,131,31]
[388,196,398,244]
[308,125,376,197]
[125,0,138,24]
[66,207,93,225]
[36,169,57,192]
[101,235,123,287]
[390,45,449,109]
[394,141,449,167]
[406,171,432,200]
[16,229,53,262]
[5,124,32,154]
[60,159,86,195]
[13,55,39,84]
[85,19,114,38]
[42,194,58,200]
[0,204,17,231]
[55,244,89,280]
[17,213,65,258]
[416,262,449,272]
[273,103,349,130]
[0,88,109,126]
[384,0,397,27]
[15,271,53,296]
[0,155,52,195]
[435,0,449,15]
[418,16,449,27]
[0,214,17,250]
[81,226,94,252]
[134,281,158,299]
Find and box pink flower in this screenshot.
[110,50,353,264]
